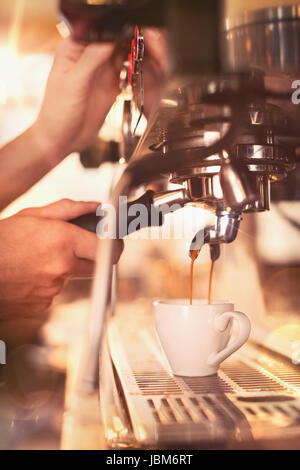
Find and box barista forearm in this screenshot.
[0,125,61,211]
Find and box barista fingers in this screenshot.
[0,340,6,365]
[95,197,204,242]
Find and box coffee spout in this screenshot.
[209,244,220,262]
[189,210,241,262]
[189,225,214,261]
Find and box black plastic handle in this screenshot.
[69,190,164,237]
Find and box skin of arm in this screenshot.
[0,39,122,211]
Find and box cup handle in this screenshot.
[207,311,251,367]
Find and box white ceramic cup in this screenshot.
[154,299,251,377]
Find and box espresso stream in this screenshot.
[189,250,198,305]
[189,251,215,305]
[207,260,215,305]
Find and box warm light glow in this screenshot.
[112,416,127,436]
[0,49,53,106]
[56,21,71,39]
[0,47,21,103]
[0,81,6,105]
[135,423,147,442]
[99,94,147,142]
[204,131,220,146]
[105,428,118,441]
[212,174,223,199]
[161,98,178,107]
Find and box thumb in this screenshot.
[21,199,100,221]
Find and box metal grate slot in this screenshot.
[147,399,155,408]
[256,353,300,389]
[189,397,209,421]
[201,395,237,426]
[237,395,295,402]
[275,405,286,415]
[147,396,237,428]
[134,372,182,395]
[175,398,184,407]
[221,361,287,392]
[161,399,177,422]
[241,403,298,419]
[290,405,300,413]
[152,411,161,423]
[174,398,194,422]
[260,406,273,414]
[181,375,234,394]
[271,405,297,418]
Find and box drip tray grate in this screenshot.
[132,359,288,396]
[147,395,239,427]
[134,372,182,395]
[107,315,300,447]
[181,375,234,394]
[221,361,287,392]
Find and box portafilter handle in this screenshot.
[70,188,189,236]
[69,190,163,236]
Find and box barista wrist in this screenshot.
[28,122,67,169]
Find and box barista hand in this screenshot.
[0,38,123,210]
[0,199,123,318]
[32,38,122,165]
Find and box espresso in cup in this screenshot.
[154,299,251,377]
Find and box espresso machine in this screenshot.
[60,0,300,448]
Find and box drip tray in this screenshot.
[105,311,300,448]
